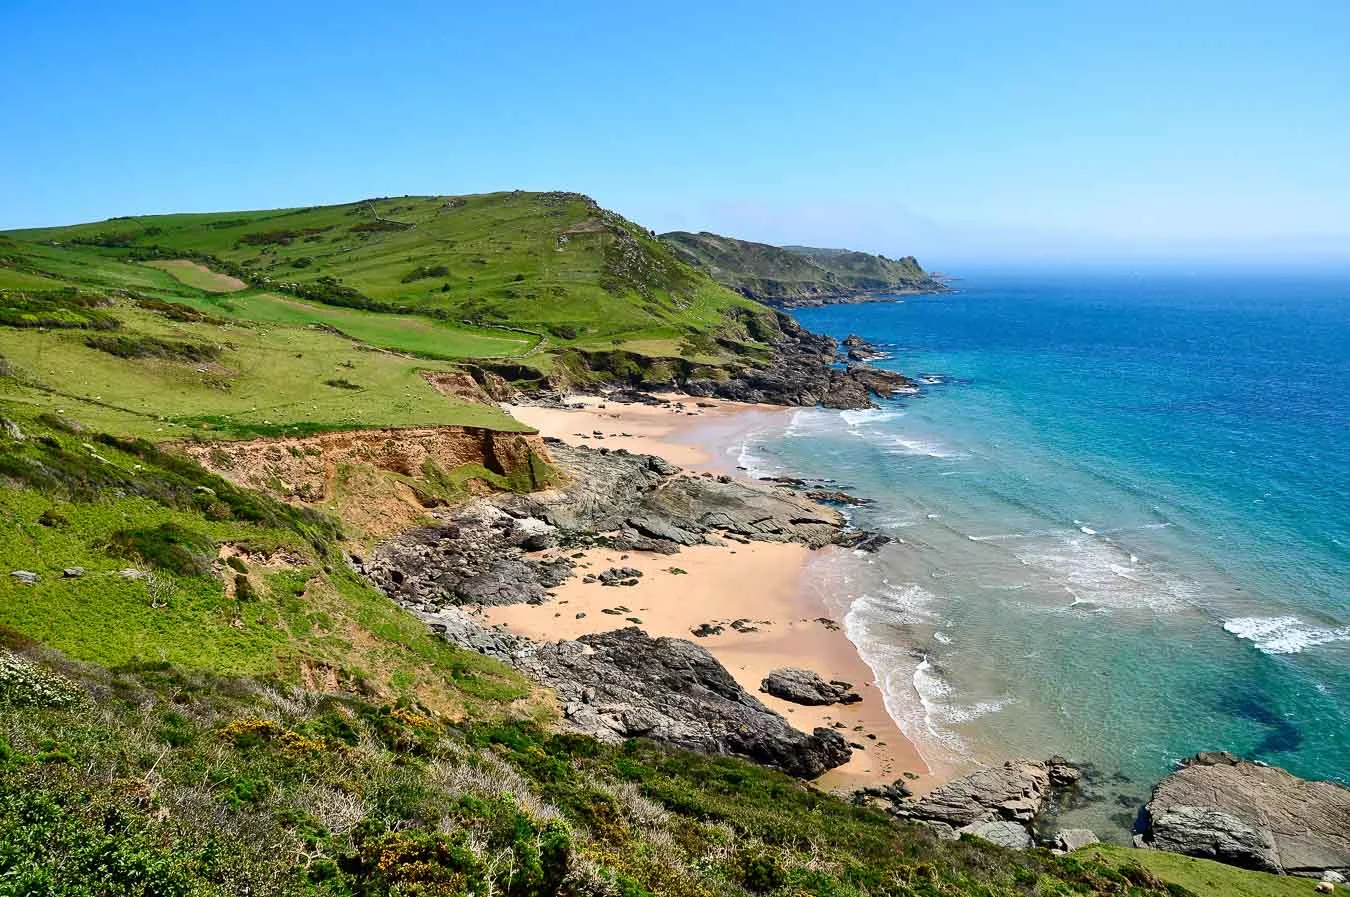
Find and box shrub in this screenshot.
[108,522,214,576]
[0,651,85,709]
[84,333,221,363]
[0,288,119,330]
[234,573,258,602]
[400,264,450,283]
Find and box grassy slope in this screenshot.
[1076,845,1315,897]
[0,238,528,440]
[662,230,941,301]
[1,644,1206,897]
[6,192,781,361]
[0,407,528,715]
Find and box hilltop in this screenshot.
[661,230,945,306]
[4,192,786,374]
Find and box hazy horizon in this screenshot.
[4,1,1348,269]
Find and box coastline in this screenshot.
[503,395,939,794]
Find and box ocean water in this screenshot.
[735,272,1350,837]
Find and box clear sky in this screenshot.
[4,1,1348,268]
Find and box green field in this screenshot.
[178,290,536,360]
[5,192,782,357]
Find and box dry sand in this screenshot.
[507,394,788,474]
[495,395,936,794]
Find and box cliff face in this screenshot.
[661,230,945,306]
[177,426,555,537]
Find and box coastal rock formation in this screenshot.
[842,334,886,362]
[890,759,1089,850]
[761,668,862,706]
[364,501,573,607]
[688,313,917,409]
[494,441,855,551]
[517,628,852,778]
[1054,829,1101,852]
[901,760,1054,828]
[959,820,1034,850]
[414,612,853,779]
[1139,751,1350,877]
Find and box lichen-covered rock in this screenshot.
[1141,752,1350,877]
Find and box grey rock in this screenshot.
[1141,751,1350,876]
[920,821,960,841]
[1054,829,1100,852]
[509,516,557,551]
[900,760,1055,827]
[761,667,861,706]
[958,820,1033,850]
[517,628,852,779]
[62,567,84,579]
[0,417,24,441]
[10,570,38,584]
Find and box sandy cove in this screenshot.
[500,396,935,794]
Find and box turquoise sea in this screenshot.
[736,272,1350,837]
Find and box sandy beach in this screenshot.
[498,395,935,794]
[508,394,790,475]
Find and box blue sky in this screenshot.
[3,1,1348,268]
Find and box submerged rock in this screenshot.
[1140,751,1350,877]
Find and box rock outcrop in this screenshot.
[761,668,862,706]
[517,628,852,779]
[1139,752,1350,877]
[413,612,853,779]
[902,760,1053,828]
[686,313,916,409]
[368,441,873,613]
[365,501,572,608]
[888,758,1090,850]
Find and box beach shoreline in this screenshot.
[502,395,941,794]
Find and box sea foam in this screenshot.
[1222,616,1350,655]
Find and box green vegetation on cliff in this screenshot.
[5,192,782,365]
[661,231,943,306]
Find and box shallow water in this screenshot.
[733,272,1350,837]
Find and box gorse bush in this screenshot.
[84,332,222,363]
[0,288,120,330]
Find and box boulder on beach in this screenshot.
[760,667,862,706]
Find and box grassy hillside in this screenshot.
[661,231,943,305]
[1076,845,1316,897]
[6,192,782,361]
